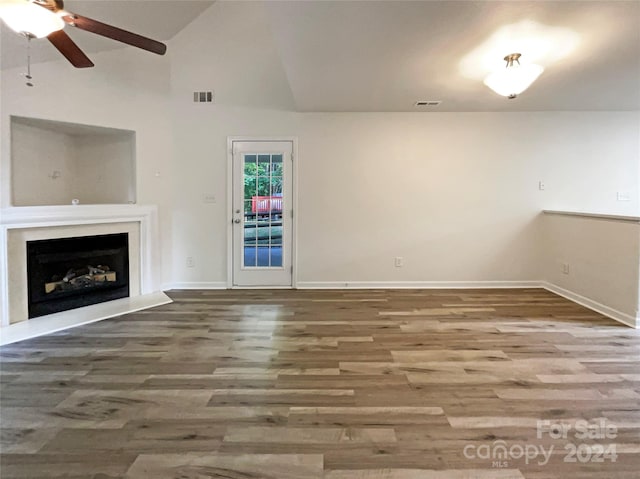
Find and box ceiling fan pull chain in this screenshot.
[25,34,34,87]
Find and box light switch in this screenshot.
[617,191,631,202]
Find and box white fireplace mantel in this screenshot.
[0,204,158,227]
[0,204,169,334]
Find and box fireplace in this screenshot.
[26,233,130,318]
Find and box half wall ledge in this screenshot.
[543,210,640,223]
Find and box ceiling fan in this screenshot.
[0,0,167,69]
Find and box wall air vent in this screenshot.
[415,100,442,107]
[193,91,214,103]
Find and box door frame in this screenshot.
[226,137,298,289]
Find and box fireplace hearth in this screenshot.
[27,233,130,318]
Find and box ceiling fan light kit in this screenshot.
[0,0,63,38]
[483,53,544,99]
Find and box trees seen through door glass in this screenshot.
[243,154,283,267]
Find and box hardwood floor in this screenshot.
[1,288,639,478]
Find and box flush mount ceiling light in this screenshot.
[0,0,64,38]
[483,53,544,99]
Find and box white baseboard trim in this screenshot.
[231,286,294,290]
[164,282,228,290]
[541,281,638,329]
[0,292,173,346]
[297,281,540,289]
[298,280,638,329]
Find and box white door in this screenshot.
[232,141,293,287]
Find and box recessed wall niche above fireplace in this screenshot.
[27,233,130,318]
[10,116,136,207]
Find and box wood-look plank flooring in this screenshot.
[1,288,640,478]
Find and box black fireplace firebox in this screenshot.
[27,233,130,318]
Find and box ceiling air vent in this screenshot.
[193,91,214,103]
[415,100,441,107]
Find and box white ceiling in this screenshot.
[1,0,639,112]
[264,0,640,111]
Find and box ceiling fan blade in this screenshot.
[63,13,167,56]
[47,30,94,68]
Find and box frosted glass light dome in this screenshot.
[484,53,544,99]
[0,0,64,38]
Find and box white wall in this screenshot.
[297,112,638,285]
[11,122,76,206]
[168,1,295,111]
[168,106,297,287]
[168,1,298,286]
[74,133,136,205]
[165,1,640,292]
[11,122,135,206]
[296,112,543,284]
[535,113,640,215]
[542,213,639,327]
[165,107,639,287]
[1,48,174,285]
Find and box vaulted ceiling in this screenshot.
[1,0,638,112]
[264,1,640,111]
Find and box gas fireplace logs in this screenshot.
[45,265,116,294]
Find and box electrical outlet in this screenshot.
[561,262,570,275]
[186,256,195,268]
[395,257,403,268]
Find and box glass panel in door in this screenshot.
[242,153,284,269]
